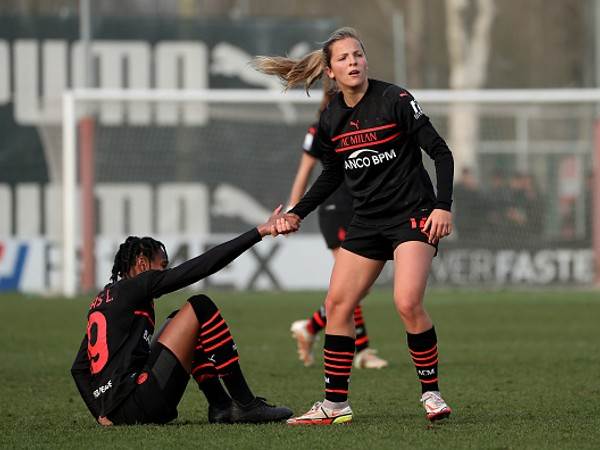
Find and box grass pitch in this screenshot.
[1,289,599,449]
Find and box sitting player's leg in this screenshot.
[153,309,233,423]
[160,294,293,423]
[182,295,253,404]
[192,340,234,423]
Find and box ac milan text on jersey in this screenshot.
[290,79,454,223]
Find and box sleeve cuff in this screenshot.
[249,227,262,242]
[287,207,305,219]
[435,201,452,211]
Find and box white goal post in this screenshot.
[61,88,600,297]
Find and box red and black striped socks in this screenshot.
[198,308,239,372]
[353,306,369,352]
[309,305,370,352]
[324,334,355,402]
[308,305,326,334]
[407,326,440,393]
[191,340,231,408]
[188,295,254,405]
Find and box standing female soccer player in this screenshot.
[254,27,454,424]
[71,207,293,425]
[288,86,388,370]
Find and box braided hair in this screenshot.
[110,236,168,284]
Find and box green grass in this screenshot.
[1,289,599,449]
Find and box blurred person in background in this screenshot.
[505,172,530,237]
[288,82,388,370]
[71,208,293,426]
[484,168,511,240]
[506,172,543,241]
[453,167,486,242]
[254,27,453,425]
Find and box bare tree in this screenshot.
[405,0,425,88]
[445,0,495,175]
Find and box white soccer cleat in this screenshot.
[353,348,389,369]
[290,320,316,367]
[421,391,452,421]
[287,401,353,426]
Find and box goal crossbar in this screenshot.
[68,87,600,103]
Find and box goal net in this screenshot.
[60,88,599,296]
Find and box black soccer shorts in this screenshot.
[318,208,355,249]
[341,210,438,261]
[108,343,189,425]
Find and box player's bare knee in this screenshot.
[324,295,340,314]
[395,297,423,322]
[325,296,355,322]
[151,310,179,347]
[187,294,218,323]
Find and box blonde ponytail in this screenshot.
[253,27,365,95]
[252,50,325,93]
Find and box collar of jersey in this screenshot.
[338,78,374,110]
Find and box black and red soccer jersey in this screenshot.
[71,228,261,418]
[290,79,454,223]
[303,122,353,213]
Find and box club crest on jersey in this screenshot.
[410,99,424,119]
[344,148,397,170]
[143,329,152,345]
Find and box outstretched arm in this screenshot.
[148,206,285,297]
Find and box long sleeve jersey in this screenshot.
[71,228,261,419]
[289,79,454,223]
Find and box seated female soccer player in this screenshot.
[71,206,293,426]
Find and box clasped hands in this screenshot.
[257,205,302,238]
